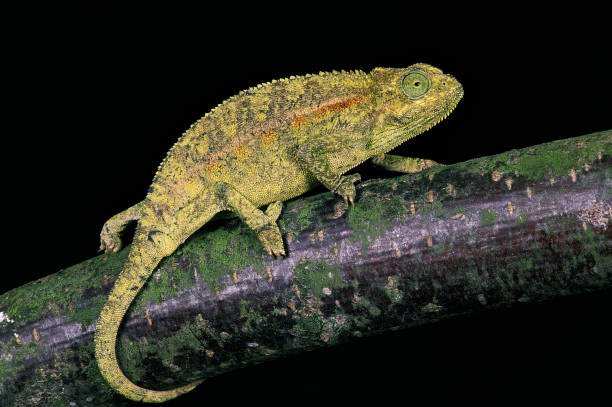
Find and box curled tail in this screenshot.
[94,227,203,402]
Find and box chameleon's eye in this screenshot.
[401,72,431,99]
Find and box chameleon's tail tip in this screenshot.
[183,379,205,393]
[137,379,205,403]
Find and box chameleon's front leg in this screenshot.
[371,153,442,173]
[297,144,361,206]
[215,182,285,257]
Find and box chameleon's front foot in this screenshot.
[371,154,444,173]
[257,224,285,258]
[334,173,361,207]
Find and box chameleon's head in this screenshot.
[368,63,463,153]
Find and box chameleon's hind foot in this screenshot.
[257,225,285,258]
[100,224,122,253]
[215,183,286,258]
[98,203,142,254]
[262,203,285,257]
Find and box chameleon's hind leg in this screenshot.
[216,182,285,257]
[371,154,442,173]
[100,202,143,253]
[264,200,283,222]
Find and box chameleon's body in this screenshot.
[94,63,463,402]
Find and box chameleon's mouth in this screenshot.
[368,117,428,151]
[369,87,463,152]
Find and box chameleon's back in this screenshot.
[147,70,374,208]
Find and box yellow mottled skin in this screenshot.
[95,63,463,402]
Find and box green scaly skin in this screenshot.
[94,63,463,402]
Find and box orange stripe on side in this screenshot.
[314,95,365,118]
[290,94,365,128]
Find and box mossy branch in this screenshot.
[1,130,611,406]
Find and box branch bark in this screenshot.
[1,130,611,406]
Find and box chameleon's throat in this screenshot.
[369,91,463,154]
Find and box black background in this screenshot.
[9,4,612,406]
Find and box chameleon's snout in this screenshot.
[442,73,463,96]
[454,83,464,101]
[439,75,464,109]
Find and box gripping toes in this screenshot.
[257,225,285,258]
[97,204,141,254]
[419,159,442,171]
[99,225,122,253]
[335,173,361,207]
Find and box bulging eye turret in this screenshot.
[401,71,431,99]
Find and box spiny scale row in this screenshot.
[237,69,367,96]
[208,69,367,118]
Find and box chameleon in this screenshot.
[94,63,463,402]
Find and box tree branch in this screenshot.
[1,130,611,406]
